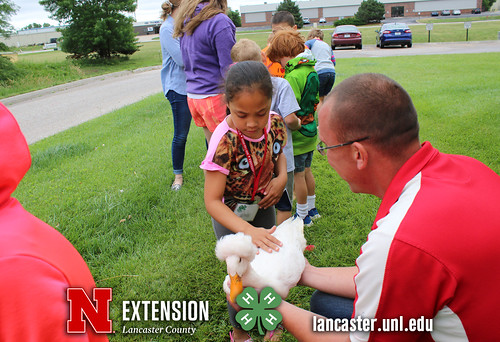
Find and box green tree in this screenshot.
[276,0,304,29]
[22,23,52,30]
[0,0,18,37]
[227,8,241,27]
[39,0,139,59]
[22,23,42,30]
[482,0,495,11]
[355,0,385,24]
[0,0,22,84]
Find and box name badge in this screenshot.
[234,203,260,222]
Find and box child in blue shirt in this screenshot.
[306,28,336,104]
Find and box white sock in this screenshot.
[296,203,308,219]
[307,195,316,211]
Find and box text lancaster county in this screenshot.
[122,301,209,322]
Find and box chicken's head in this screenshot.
[215,233,257,302]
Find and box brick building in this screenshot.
[240,0,483,27]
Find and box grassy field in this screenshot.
[418,14,500,23]
[2,19,499,99]
[13,52,500,341]
[0,41,163,99]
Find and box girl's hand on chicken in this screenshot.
[245,225,282,253]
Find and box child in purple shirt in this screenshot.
[174,0,236,144]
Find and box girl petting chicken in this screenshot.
[200,61,288,341]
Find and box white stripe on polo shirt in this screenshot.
[351,172,422,342]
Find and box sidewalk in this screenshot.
[3,66,162,144]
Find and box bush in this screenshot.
[334,17,364,27]
[0,56,25,84]
[482,0,495,11]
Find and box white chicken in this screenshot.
[215,216,307,302]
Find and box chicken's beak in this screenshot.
[229,274,243,303]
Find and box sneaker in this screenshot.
[303,215,313,227]
[294,213,313,227]
[308,208,321,220]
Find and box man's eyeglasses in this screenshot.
[316,137,370,156]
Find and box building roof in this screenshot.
[17,26,59,35]
[241,0,464,13]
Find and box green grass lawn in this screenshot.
[418,14,500,23]
[13,53,500,341]
[0,41,163,98]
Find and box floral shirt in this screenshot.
[201,113,287,210]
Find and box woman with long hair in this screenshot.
[173,0,235,145]
[160,0,191,191]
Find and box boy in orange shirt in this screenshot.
[262,11,297,78]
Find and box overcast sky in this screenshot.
[9,0,278,30]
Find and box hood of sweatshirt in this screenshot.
[285,48,316,73]
[0,102,31,209]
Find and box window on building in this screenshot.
[391,6,404,17]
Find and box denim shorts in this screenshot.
[294,150,314,173]
[275,171,294,212]
[318,71,336,98]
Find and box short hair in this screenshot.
[231,39,261,63]
[326,73,420,156]
[307,28,324,41]
[266,29,305,63]
[272,11,295,27]
[225,61,273,105]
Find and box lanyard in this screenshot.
[237,128,268,202]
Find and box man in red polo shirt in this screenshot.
[273,73,500,341]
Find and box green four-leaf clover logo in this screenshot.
[235,287,283,335]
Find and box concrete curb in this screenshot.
[1,65,161,106]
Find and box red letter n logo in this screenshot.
[67,288,113,334]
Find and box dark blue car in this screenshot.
[376,23,412,48]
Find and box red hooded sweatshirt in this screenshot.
[0,103,108,341]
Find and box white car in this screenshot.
[319,17,326,23]
[453,9,461,15]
